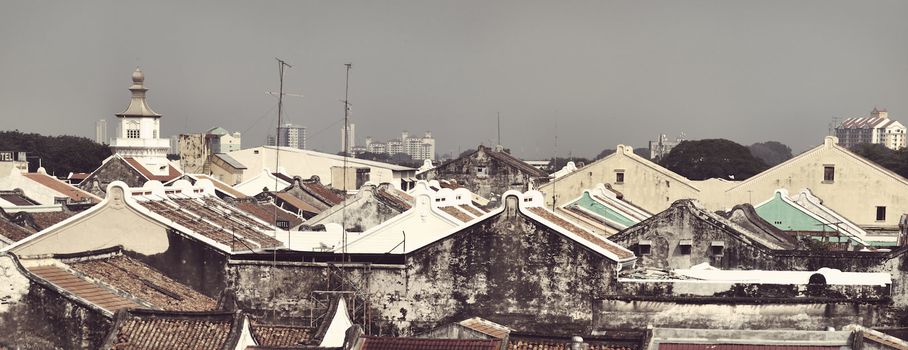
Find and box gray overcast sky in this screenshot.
[1,1,907,159]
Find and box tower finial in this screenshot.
[132,67,144,84]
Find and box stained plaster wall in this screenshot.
[594,299,895,331]
[229,211,620,336]
[0,255,111,349]
[302,186,404,232]
[422,147,541,201]
[79,157,147,196]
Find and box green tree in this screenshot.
[749,141,793,166]
[850,143,908,177]
[659,139,768,180]
[0,130,111,176]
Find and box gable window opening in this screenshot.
[679,240,692,255]
[823,165,835,183]
[710,241,725,256]
[876,206,886,221]
[638,240,652,256]
[616,171,625,184]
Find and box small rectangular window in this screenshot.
[638,240,652,255]
[710,241,725,256]
[823,165,835,182]
[679,239,692,255]
[616,172,625,184]
[127,129,140,139]
[876,206,886,221]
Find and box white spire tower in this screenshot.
[110,67,170,159]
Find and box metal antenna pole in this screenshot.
[497,112,501,147]
[342,63,352,260]
[275,58,292,250]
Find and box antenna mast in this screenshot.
[497,112,501,147]
[342,63,352,259]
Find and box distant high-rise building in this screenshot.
[271,123,307,149]
[95,119,108,144]
[363,130,436,160]
[340,122,355,153]
[835,108,907,150]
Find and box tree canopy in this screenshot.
[749,141,793,166]
[850,143,908,178]
[0,130,111,176]
[659,139,768,180]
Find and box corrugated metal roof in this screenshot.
[458,317,511,339]
[213,153,248,170]
[526,207,635,260]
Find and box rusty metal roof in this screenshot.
[28,265,143,313]
[273,192,321,215]
[359,337,501,350]
[441,206,473,222]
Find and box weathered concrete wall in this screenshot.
[594,299,895,331]
[423,147,541,202]
[229,211,620,336]
[0,255,111,349]
[127,228,229,299]
[178,134,211,174]
[79,157,146,196]
[303,187,404,232]
[616,280,890,300]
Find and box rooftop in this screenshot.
[100,309,249,350]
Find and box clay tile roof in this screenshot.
[459,317,511,339]
[28,211,76,230]
[28,265,144,313]
[67,255,216,312]
[0,217,36,242]
[507,338,634,350]
[485,149,549,178]
[526,207,634,260]
[458,204,484,217]
[373,188,412,212]
[124,157,182,182]
[360,337,501,350]
[22,172,100,203]
[101,310,243,350]
[251,324,314,347]
[299,181,345,206]
[139,197,283,252]
[0,193,38,206]
[274,192,321,215]
[441,206,473,222]
[235,201,304,229]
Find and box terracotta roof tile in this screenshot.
[458,204,484,217]
[298,181,344,206]
[0,193,38,206]
[28,265,144,313]
[458,317,511,339]
[274,192,322,215]
[360,337,501,350]
[526,207,634,260]
[235,201,304,229]
[0,217,36,242]
[140,198,283,252]
[441,206,473,222]
[102,310,241,350]
[68,255,216,312]
[22,172,100,203]
[373,188,412,212]
[251,324,314,347]
[28,211,75,230]
[485,149,549,178]
[507,338,633,350]
[124,157,182,182]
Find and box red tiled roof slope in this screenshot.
[360,337,501,350]
[526,207,633,260]
[251,324,313,347]
[23,173,100,202]
[104,311,238,350]
[68,255,216,312]
[124,157,182,182]
[28,265,143,312]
